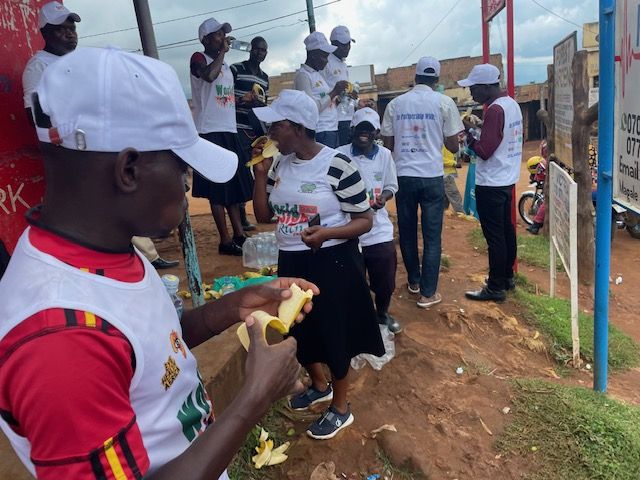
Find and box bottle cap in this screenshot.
[161,274,180,292]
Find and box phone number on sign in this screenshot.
[621,112,640,157]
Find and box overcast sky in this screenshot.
[65,0,598,96]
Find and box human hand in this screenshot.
[373,194,387,209]
[234,277,319,322]
[301,225,326,250]
[331,80,349,98]
[223,36,232,53]
[243,315,304,404]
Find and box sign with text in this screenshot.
[553,32,577,167]
[614,0,640,214]
[549,162,580,366]
[483,0,505,22]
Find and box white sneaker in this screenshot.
[417,292,442,309]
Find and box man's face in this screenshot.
[470,84,490,104]
[332,41,350,60]
[41,19,77,55]
[250,40,268,64]
[204,29,227,51]
[352,123,376,151]
[307,50,330,71]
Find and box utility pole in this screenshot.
[306,0,316,33]
[132,0,159,58]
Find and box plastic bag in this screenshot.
[351,325,395,371]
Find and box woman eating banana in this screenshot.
[251,89,384,440]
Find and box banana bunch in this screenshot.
[177,284,221,301]
[252,428,290,468]
[344,81,353,94]
[237,283,313,350]
[252,83,266,104]
[247,136,279,167]
[242,271,263,279]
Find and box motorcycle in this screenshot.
[518,178,544,226]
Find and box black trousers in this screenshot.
[475,185,516,291]
[362,241,397,314]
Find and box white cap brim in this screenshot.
[320,44,338,53]
[252,105,286,125]
[172,137,238,183]
[457,79,475,87]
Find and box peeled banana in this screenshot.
[237,283,314,350]
[252,83,266,104]
[247,136,279,167]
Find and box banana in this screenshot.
[252,83,266,103]
[251,428,290,469]
[177,290,191,299]
[251,135,268,148]
[246,138,279,167]
[243,271,263,279]
[345,81,353,94]
[237,283,313,350]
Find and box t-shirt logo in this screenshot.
[161,356,180,390]
[176,373,213,442]
[214,84,235,108]
[170,330,186,359]
[299,182,317,194]
[271,202,317,237]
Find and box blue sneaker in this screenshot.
[289,384,333,411]
[306,405,354,440]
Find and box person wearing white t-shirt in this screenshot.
[323,26,356,147]
[337,108,401,334]
[381,57,464,310]
[190,18,254,256]
[294,32,349,149]
[22,1,80,124]
[458,64,523,302]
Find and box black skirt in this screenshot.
[278,239,385,379]
[192,131,254,206]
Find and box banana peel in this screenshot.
[247,136,279,167]
[252,83,266,103]
[237,283,313,350]
[251,428,290,469]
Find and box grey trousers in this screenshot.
[444,174,464,213]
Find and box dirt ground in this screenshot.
[2,141,639,479]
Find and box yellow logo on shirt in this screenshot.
[162,356,180,390]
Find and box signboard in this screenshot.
[614,0,640,214]
[549,162,580,366]
[553,32,577,167]
[483,0,506,22]
[0,0,48,256]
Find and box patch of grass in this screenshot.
[514,288,640,370]
[228,401,289,480]
[440,254,451,269]
[498,379,640,480]
[377,450,428,480]
[467,228,561,271]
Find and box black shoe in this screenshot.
[151,257,179,269]
[378,312,402,334]
[242,223,256,232]
[233,235,249,247]
[527,222,542,235]
[465,287,506,302]
[484,276,516,291]
[218,242,243,256]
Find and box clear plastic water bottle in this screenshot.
[229,39,251,51]
[242,236,258,269]
[256,233,268,267]
[161,274,183,319]
[266,232,278,265]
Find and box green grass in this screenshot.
[467,227,561,271]
[377,450,428,479]
[498,379,640,480]
[514,288,640,370]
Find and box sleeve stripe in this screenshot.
[336,171,362,192]
[104,437,127,480]
[64,309,77,327]
[119,432,144,480]
[89,451,107,480]
[340,191,369,207]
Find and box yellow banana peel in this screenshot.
[251,428,290,469]
[247,138,279,167]
[252,83,266,103]
[177,290,191,299]
[242,271,263,279]
[237,283,313,350]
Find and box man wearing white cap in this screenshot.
[190,18,254,256]
[323,25,357,146]
[0,47,317,479]
[294,31,349,148]
[381,56,464,309]
[337,108,401,333]
[22,1,80,123]
[457,64,523,302]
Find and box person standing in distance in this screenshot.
[458,64,523,301]
[380,57,464,309]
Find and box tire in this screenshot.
[518,192,540,226]
[628,224,640,239]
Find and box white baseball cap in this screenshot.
[38,1,80,29]
[35,47,237,183]
[458,64,501,87]
[415,56,440,77]
[304,32,337,53]
[198,18,232,42]
[351,107,380,130]
[330,26,355,44]
[253,89,319,131]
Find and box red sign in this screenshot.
[0,0,48,254]
[484,0,506,22]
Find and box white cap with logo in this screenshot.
[304,32,337,53]
[350,107,380,130]
[415,56,441,77]
[330,26,355,44]
[38,1,81,29]
[198,18,232,42]
[35,47,238,183]
[253,89,319,131]
[457,64,501,87]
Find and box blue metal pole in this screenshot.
[594,0,615,392]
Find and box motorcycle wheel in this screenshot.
[519,192,539,226]
[628,224,640,239]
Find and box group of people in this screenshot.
[0,2,523,479]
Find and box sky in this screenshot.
[65,0,599,97]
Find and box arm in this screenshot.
[191,50,227,84]
[442,96,464,154]
[251,153,276,224]
[470,104,504,160]
[373,152,398,209]
[380,101,395,151]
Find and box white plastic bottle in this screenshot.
[161,274,183,319]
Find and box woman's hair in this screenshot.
[289,120,316,139]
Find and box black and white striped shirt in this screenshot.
[230,61,269,132]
